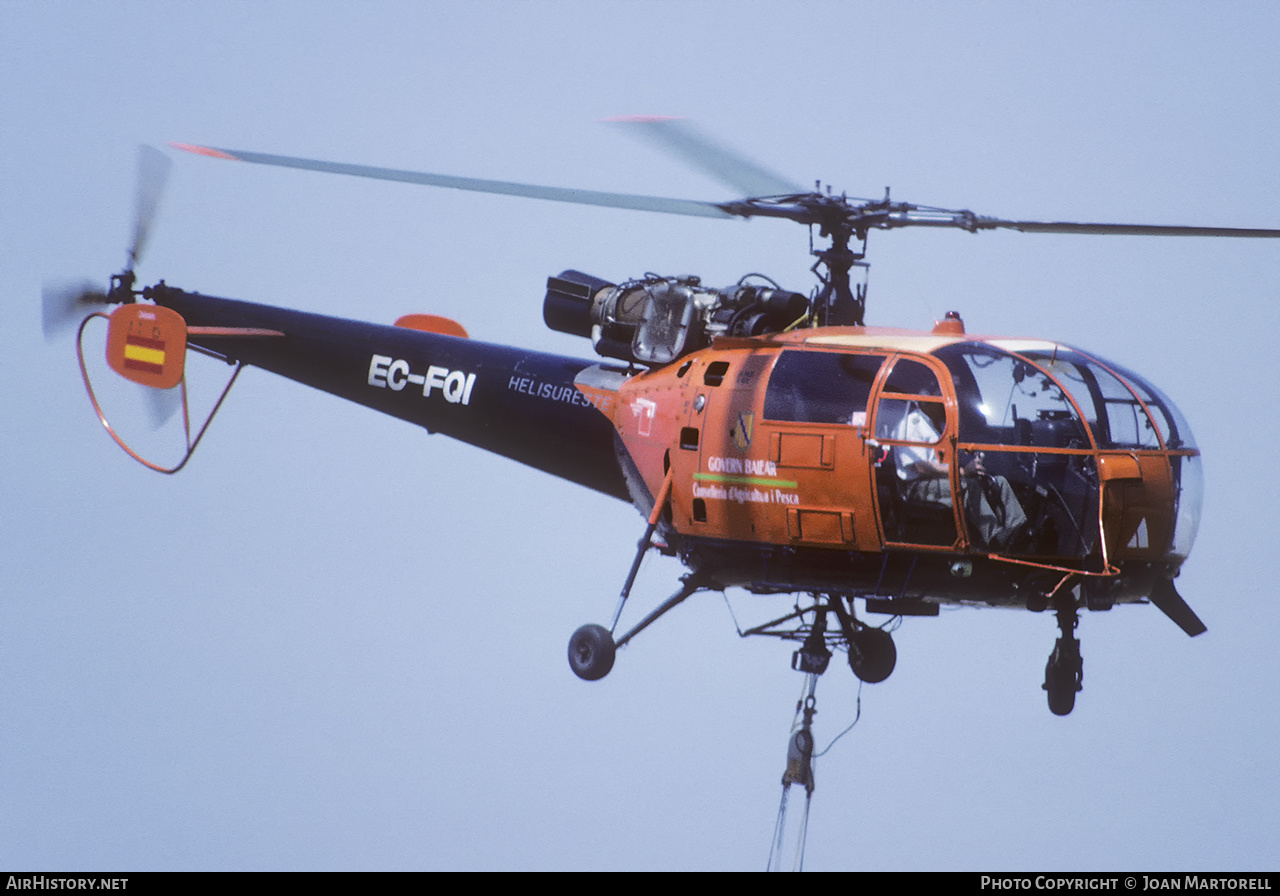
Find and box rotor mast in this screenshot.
[809,200,868,327]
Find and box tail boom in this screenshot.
[150,285,628,500]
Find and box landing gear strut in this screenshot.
[567,470,680,682]
[1043,596,1083,716]
[566,572,712,682]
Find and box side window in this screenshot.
[875,356,947,441]
[883,358,942,396]
[873,356,955,547]
[763,350,886,424]
[875,398,946,442]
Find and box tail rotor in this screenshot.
[46,145,180,425]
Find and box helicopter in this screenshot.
[45,120,1280,717]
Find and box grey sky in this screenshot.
[3,1,1278,870]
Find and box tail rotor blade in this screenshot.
[143,382,182,428]
[45,148,170,342]
[41,279,108,340]
[129,144,172,270]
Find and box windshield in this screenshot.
[1014,348,1197,451]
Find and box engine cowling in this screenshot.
[544,269,809,366]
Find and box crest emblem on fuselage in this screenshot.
[731,412,754,452]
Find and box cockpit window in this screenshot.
[1083,354,1196,450]
[764,350,886,423]
[1016,348,1194,450]
[1026,351,1156,448]
[933,344,1088,448]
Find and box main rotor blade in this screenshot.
[171,143,737,220]
[607,116,805,198]
[976,219,1280,238]
[130,145,172,270]
[170,141,1280,240]
[870,205,1280,239]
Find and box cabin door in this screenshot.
[871,356,959,549]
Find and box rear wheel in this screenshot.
[568,624,616,681]
[848,627,896,684]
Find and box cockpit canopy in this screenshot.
[760,335,1202,563]
[934,341,1196,452]
[934,340,1202,562]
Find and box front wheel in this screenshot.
[568,624,616,681]
[1043,638,1082,716]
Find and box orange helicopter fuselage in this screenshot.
[606,322,1200,610]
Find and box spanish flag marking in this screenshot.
[123,333,165,375]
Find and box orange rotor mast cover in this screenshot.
[105,303,187,389]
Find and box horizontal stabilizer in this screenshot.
[1149,579,1207,637]
[395,314,468,339]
